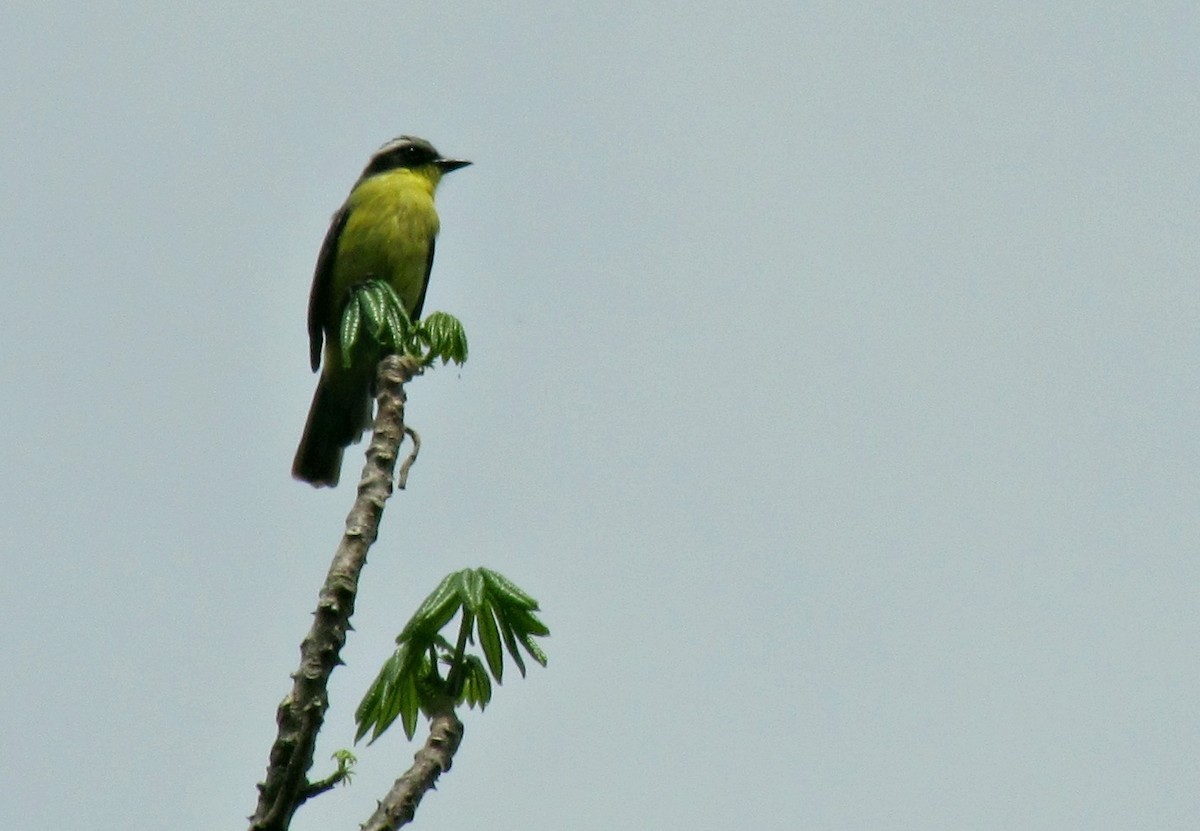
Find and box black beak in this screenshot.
[436,158,472,173]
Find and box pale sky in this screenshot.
[3,3,1198,830]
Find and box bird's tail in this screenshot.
[291,372,371,487]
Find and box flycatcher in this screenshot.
[292,136,470,486]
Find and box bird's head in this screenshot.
[358,136,471,186]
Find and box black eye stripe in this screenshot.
[360,140,440,178]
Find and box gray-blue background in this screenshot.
[3,3,1197,829]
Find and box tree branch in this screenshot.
[361,708,465,831]
[249,355,422,831]
[300,765,350,801]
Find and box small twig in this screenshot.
[300,768,349,801]
[248,355,422,831]
[360,709,465,831]
[396,427,421,489]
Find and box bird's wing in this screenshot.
[307,205,351,371]
[410,236,436,321]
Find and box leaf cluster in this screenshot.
[355,568,549,743]
[340,281,468,369]
[329,749,356,785]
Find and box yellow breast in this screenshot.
[332,168,442,315]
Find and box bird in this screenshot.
[292,136,470,487]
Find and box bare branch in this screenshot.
[361,709,465,831]
[249,355,422,831]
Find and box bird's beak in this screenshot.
[436,158,472,173]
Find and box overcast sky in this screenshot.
[3,3,1197,830]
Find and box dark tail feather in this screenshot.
[291,373,370,487]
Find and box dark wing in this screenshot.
[307,206,351,371]
[410,236,436,321]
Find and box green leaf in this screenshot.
[378,281,406,315]
[397,671,420,741]
[374,283,411,350]
[339,300,362,368]
[418,311,468,365]
[384,306,406,351]
[458,568,486,615]
[355,647,408,742]
[461,656,493,710]
[506,605,551,638]
[475,600,504,682]
[355,651,397,724]
[516,630,549,667]
[399,574,462,643]
[359,285,386,333]
[360,678,398,742]
[481,568,540,610]
[355,680,382,732]
[490,602,528,677]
